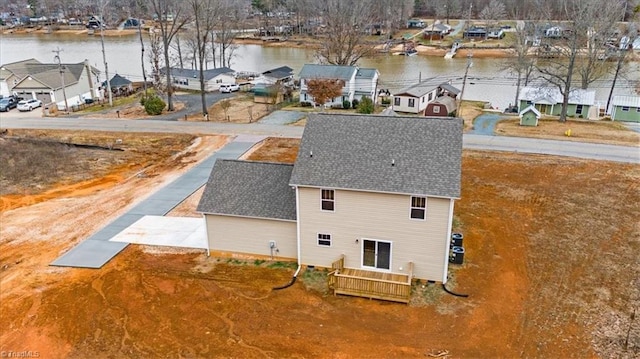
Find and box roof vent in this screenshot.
[392,159,395,167]
[310,150,313,158]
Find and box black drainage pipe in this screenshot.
[442,283,469,298]
[272,265,301,291]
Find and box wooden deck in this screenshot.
[328,256,413,303]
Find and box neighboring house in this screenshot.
[299,64,379,107]
[544,26,564,38]
[161,67,235,92]
[9,59,101,110]
[518,87,597,119]
[254,66,294,86]
[0,58,44,97]
[407,19,426,28]
[423,23,450,40]
[610,95,640,122]
[103,73,133,95]
[393,81,459,115]
[198,113,463,302]
[487,29,505,39]
[519,105,541,126]
[464,27,487,39]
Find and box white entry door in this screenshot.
[362,239,391,270]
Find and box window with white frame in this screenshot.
[394,97,400,106]
[428,93,433,101]
[622,106,630,112]
[321,189,335,211]
[576,104,583,114]
[317,233,332,246]
[433,106,440,113]
[410,196,426,220]
[408,98,415,107]
[421,96,425,103]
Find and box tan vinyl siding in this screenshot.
[205,215,297,259]
[298,187,452,281]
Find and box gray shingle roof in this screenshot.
[289,113,462,198]
[13,62,92,90]
[394,81,439,98]
[355,68,379,79]
[197,160,296,220]
[299,64,357,80]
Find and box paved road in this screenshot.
[1,116,638,164]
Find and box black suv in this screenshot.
[0,96,20,112]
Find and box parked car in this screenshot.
[17,99,42,112]
[219,83,240,93]
[0,96,19,112]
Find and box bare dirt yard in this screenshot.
[1,128,638,358]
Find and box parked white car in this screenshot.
[219,83,240,93]
[17,99,42,111]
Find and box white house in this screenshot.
[298,64,379,107]
[393,81,459,115]
[162,67,236,92]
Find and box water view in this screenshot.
[1,33,637,109]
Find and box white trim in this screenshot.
[202,214,211,257]
[316,232,332,247]
[290,184,460,200]
[361,238,393,272]
[295,186,301,264]
[442,198,455,283]
[320,188,335,212]
[198,212,296,222]
[409,195,427,221]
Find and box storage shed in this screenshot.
[519,105,541,126]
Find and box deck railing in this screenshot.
[328,255,413,303]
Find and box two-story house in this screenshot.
[197,113,463,302]
[299,64,379,107]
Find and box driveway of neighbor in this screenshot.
[258,110,306,125]
[50,134,266,268]
[470,112,503,135]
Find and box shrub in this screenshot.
[342,100,351,109]
[300,101,312,107]
[143,96,166,115]
[357,96,374,114]
[351,98,359,108]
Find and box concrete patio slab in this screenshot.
[109,215,207,249]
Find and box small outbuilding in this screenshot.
[519,105,541,126]
[425,96,456,117]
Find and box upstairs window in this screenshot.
[410,196,426,220]
[321,189,335,211]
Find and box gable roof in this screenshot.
[263,66,293,75]
[519,87,596,106]
[299,64,357,81]
[394,81,439,98]
[13,62,92,90]
[197,160,296,221]
[612,95,640,108]
[106,73,132,87]
[165,67,235,81]
[519,104,542,118]
[355,68,379,80]
[289,113,463,198]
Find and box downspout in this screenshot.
[442,198,455,284]
[273,187,302,291]
[202,213,210,257]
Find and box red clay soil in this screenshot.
[1,137,638,358]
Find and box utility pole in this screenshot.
[100,0,113,107]
[52,47,69,113]
[457,53,473,118]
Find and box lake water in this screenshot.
[1,33,637,109]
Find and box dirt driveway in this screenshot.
[1,132,638,358]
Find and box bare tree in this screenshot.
[314,0,377,66]
[502,21,535,108]
[149,0,191,111]
[479,0,506,33]
[534,0,623,122]
[190,0,219,116]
